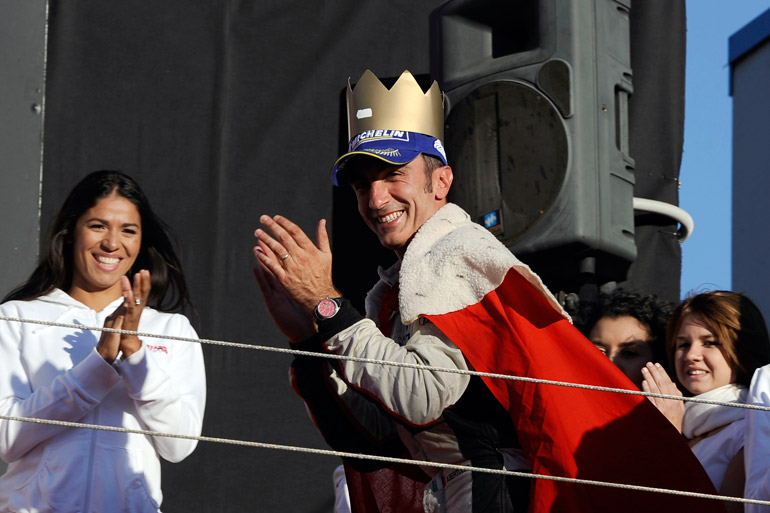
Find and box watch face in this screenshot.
[316,298,338,319]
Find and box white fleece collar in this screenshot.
[398,203,567,324]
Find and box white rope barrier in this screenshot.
[1,315,768,413]
[1,412,769,507]
[3,314,770,507]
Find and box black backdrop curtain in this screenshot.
[40,1,684,511]
[623,0,686,302]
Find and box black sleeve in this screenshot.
[315,298,366,342]
[291,298,366,352]
[290,353,406,472]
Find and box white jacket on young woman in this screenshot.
[0,289,206,513]
[745,364,770,512]
[682,383,747,491]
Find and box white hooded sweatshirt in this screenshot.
[0,289,206,512]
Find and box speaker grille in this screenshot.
[446,80,569,246]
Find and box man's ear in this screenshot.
[434,165,453,201]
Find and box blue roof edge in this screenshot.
[729,7,770,96]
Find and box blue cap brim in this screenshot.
[331,131,447,186]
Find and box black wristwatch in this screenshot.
[314,297,343,322]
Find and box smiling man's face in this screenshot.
[351,155,450,258]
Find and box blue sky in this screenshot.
[680,0,770,297]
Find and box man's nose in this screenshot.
[369,180,389,210]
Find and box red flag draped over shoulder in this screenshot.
[426,268,726,513]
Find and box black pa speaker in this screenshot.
[430,0,636,292]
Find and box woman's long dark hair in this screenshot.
[2,170,190,312]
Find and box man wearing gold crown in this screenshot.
[253,70,727,513]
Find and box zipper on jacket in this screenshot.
[83,317,101,511]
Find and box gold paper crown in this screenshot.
[347,70,444,142]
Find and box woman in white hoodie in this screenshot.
[0,170,206,512]
[646,291,770,512]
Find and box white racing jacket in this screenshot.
[0,289,206,513]
[292,203,549,512]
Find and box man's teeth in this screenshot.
[379,211,403,224]
[97,256,120,265]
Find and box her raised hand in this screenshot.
[642,362,685,432]
[97,311,124,363]
[118,270,151,358]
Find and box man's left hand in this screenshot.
[252,261,318,344]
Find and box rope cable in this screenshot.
[1,315,768,413]
[1,412,769,507]
[2,315,770,506]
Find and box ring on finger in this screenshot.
[280,253,291,261]
[135,298,142,305]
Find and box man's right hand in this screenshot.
[253,215,341,312]
[252,261,317,344]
